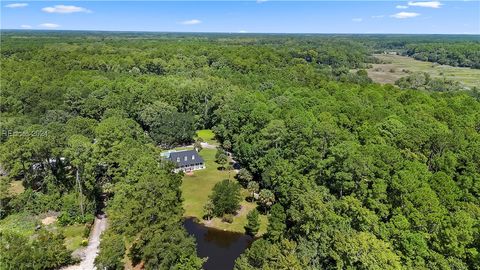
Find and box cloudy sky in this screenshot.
[1,1,479,34]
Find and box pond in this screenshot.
[183,218,254,270]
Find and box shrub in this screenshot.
[203,200,214,220]
[222,214,234,223]
[0,229,72,270]
[236,168,253,187]
[58,211,74,226]
[83,223,92,238]
[258,189,275,213]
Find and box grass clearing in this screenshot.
[368,54,480,88]
[0,212,37,236]
[0,212,88,251]
[181,138,268,234]
[63,223,87,251]
[204,191,269,235]
[196,129,217,145]
[9,180,25,196]
[181,148,232,218]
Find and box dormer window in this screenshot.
[177,157,180,162]
[192,155,195,160]
[184,156,188,161]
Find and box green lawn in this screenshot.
[204,191,269,235]
[195,129,217,145]
[0,212,88,251]
[368,54,480,88]
[182,148,232,218]
[63,224,88,251]
[0,212,37,237]
[181,144,268,235]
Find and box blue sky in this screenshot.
[1,1,479,34]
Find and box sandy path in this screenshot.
[61,214,107,270]
[200,142,217,149]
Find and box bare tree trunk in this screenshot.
[76,167,84,217]
[204,95,209,124]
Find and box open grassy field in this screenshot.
[195,129,217,145]
[181,147,233,218]
[181,134,268,235]
[368,54,480,88]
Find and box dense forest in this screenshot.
[1,31,479,269]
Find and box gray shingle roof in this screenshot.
[168,150,204,167]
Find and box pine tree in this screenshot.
[245,209,260,236]
[266,204,286,242]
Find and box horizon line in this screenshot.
[2,29,480,36]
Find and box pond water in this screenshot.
[183,218,254,270]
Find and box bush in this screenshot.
[81,213,95,224]
[203,200,214,220]
[216,153,228,169]
[222,214,234,223]
[0,229,72,270]
[356,69,368,76]
[58,211,94,226]
[58,211,74,226]
[236,168,253,187]
[83,223,92,238]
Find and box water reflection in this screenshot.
[183,218,254,270]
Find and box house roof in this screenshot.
[168,150,204,167]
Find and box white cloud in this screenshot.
[352,18,363,22]
[4,3,28,8]
[38,23,60,28]
[408,1,443,8]
[391,12,421,19]
[20,24,32,29]
[42,5,91,14]
[239,30,248,33]
[180,19,202,25]
[396,5,409,9]
[371,15,385,18]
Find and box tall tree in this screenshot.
[267,204,286,242]
[245,209,260,236]
[209,179,241,216]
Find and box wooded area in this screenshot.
[0,31,479,269]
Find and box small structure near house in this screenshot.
[165,150,205,173]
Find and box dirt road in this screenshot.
[61,214,107,270]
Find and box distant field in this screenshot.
[368,54,480,88]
